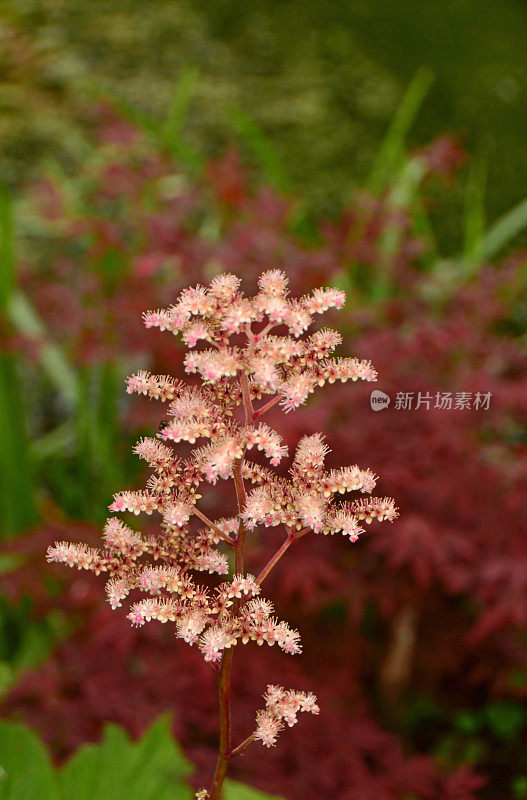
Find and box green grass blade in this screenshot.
[0,187,14,311]
[7,290,78,408]
[412,198,439,268]
[84,80,161,137]
[29,421,75,463]
[0,188,37,537]
[163,66,199,141]
[367,67,434,196]
[463,156,488,265]
[228,107,290,193]
[0,357,37,537]
[481,196,527,261]
[94,362,126,504]
[85,79,203,174]
[160,67,204,172]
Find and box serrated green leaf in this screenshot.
[224,780,284,800]
[59,715,193,800]
[0,717,281,800]
[0,721,59,800]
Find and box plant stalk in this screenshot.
[209,371,254,799]
[256,527,310,586]
[230,732,256,759]
[209,648,234,800]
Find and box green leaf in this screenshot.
[59,715,193,800]
[161,68,204,172]
[462,156,488,266]
[7,291,78,408]
[485,701,527,741]
[367,67,434,196]
[224,780,285,800]
[0,189,38,536]
[481,196,527,262]
[0,555,23,574]
[228,107,290,193]
[513,775,527,799]
[0,721,60,800]
[0,717,281,800]
[454,710,481,736]
[0,186,14,312]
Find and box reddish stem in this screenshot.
[209,372,254,799]
[209,647,234,800]
[209,517,245,800]
[256,527,310,586]
[191,507,236,546]
[240,371,255,425]
[253,396,280,419]
[230,731,256,759]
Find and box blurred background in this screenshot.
[0,1,526,799]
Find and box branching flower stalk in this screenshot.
[47,270,398,799]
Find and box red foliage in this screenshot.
[5,107,527,798]
[2,527,484,800]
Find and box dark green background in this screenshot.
[2,0,527,231]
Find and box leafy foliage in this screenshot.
[0,717,279,800]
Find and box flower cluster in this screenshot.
[241,432,396,538]
[136,270,376,412]
[254,684,320,747]
[47,270,397,779]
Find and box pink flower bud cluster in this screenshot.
[254,684,320,747]
[47,269,397,760]
[241,432,396,539]
[136,270,376,413]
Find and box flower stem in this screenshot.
[253,396,280,419]
[233,459,248,567]
[209,373,254,799]
[240,371,255,424]
[191,507,236,546]
[256,527,310,586]
[209,648,233,800]
[230,731,256,759]
[256,536,293,586]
